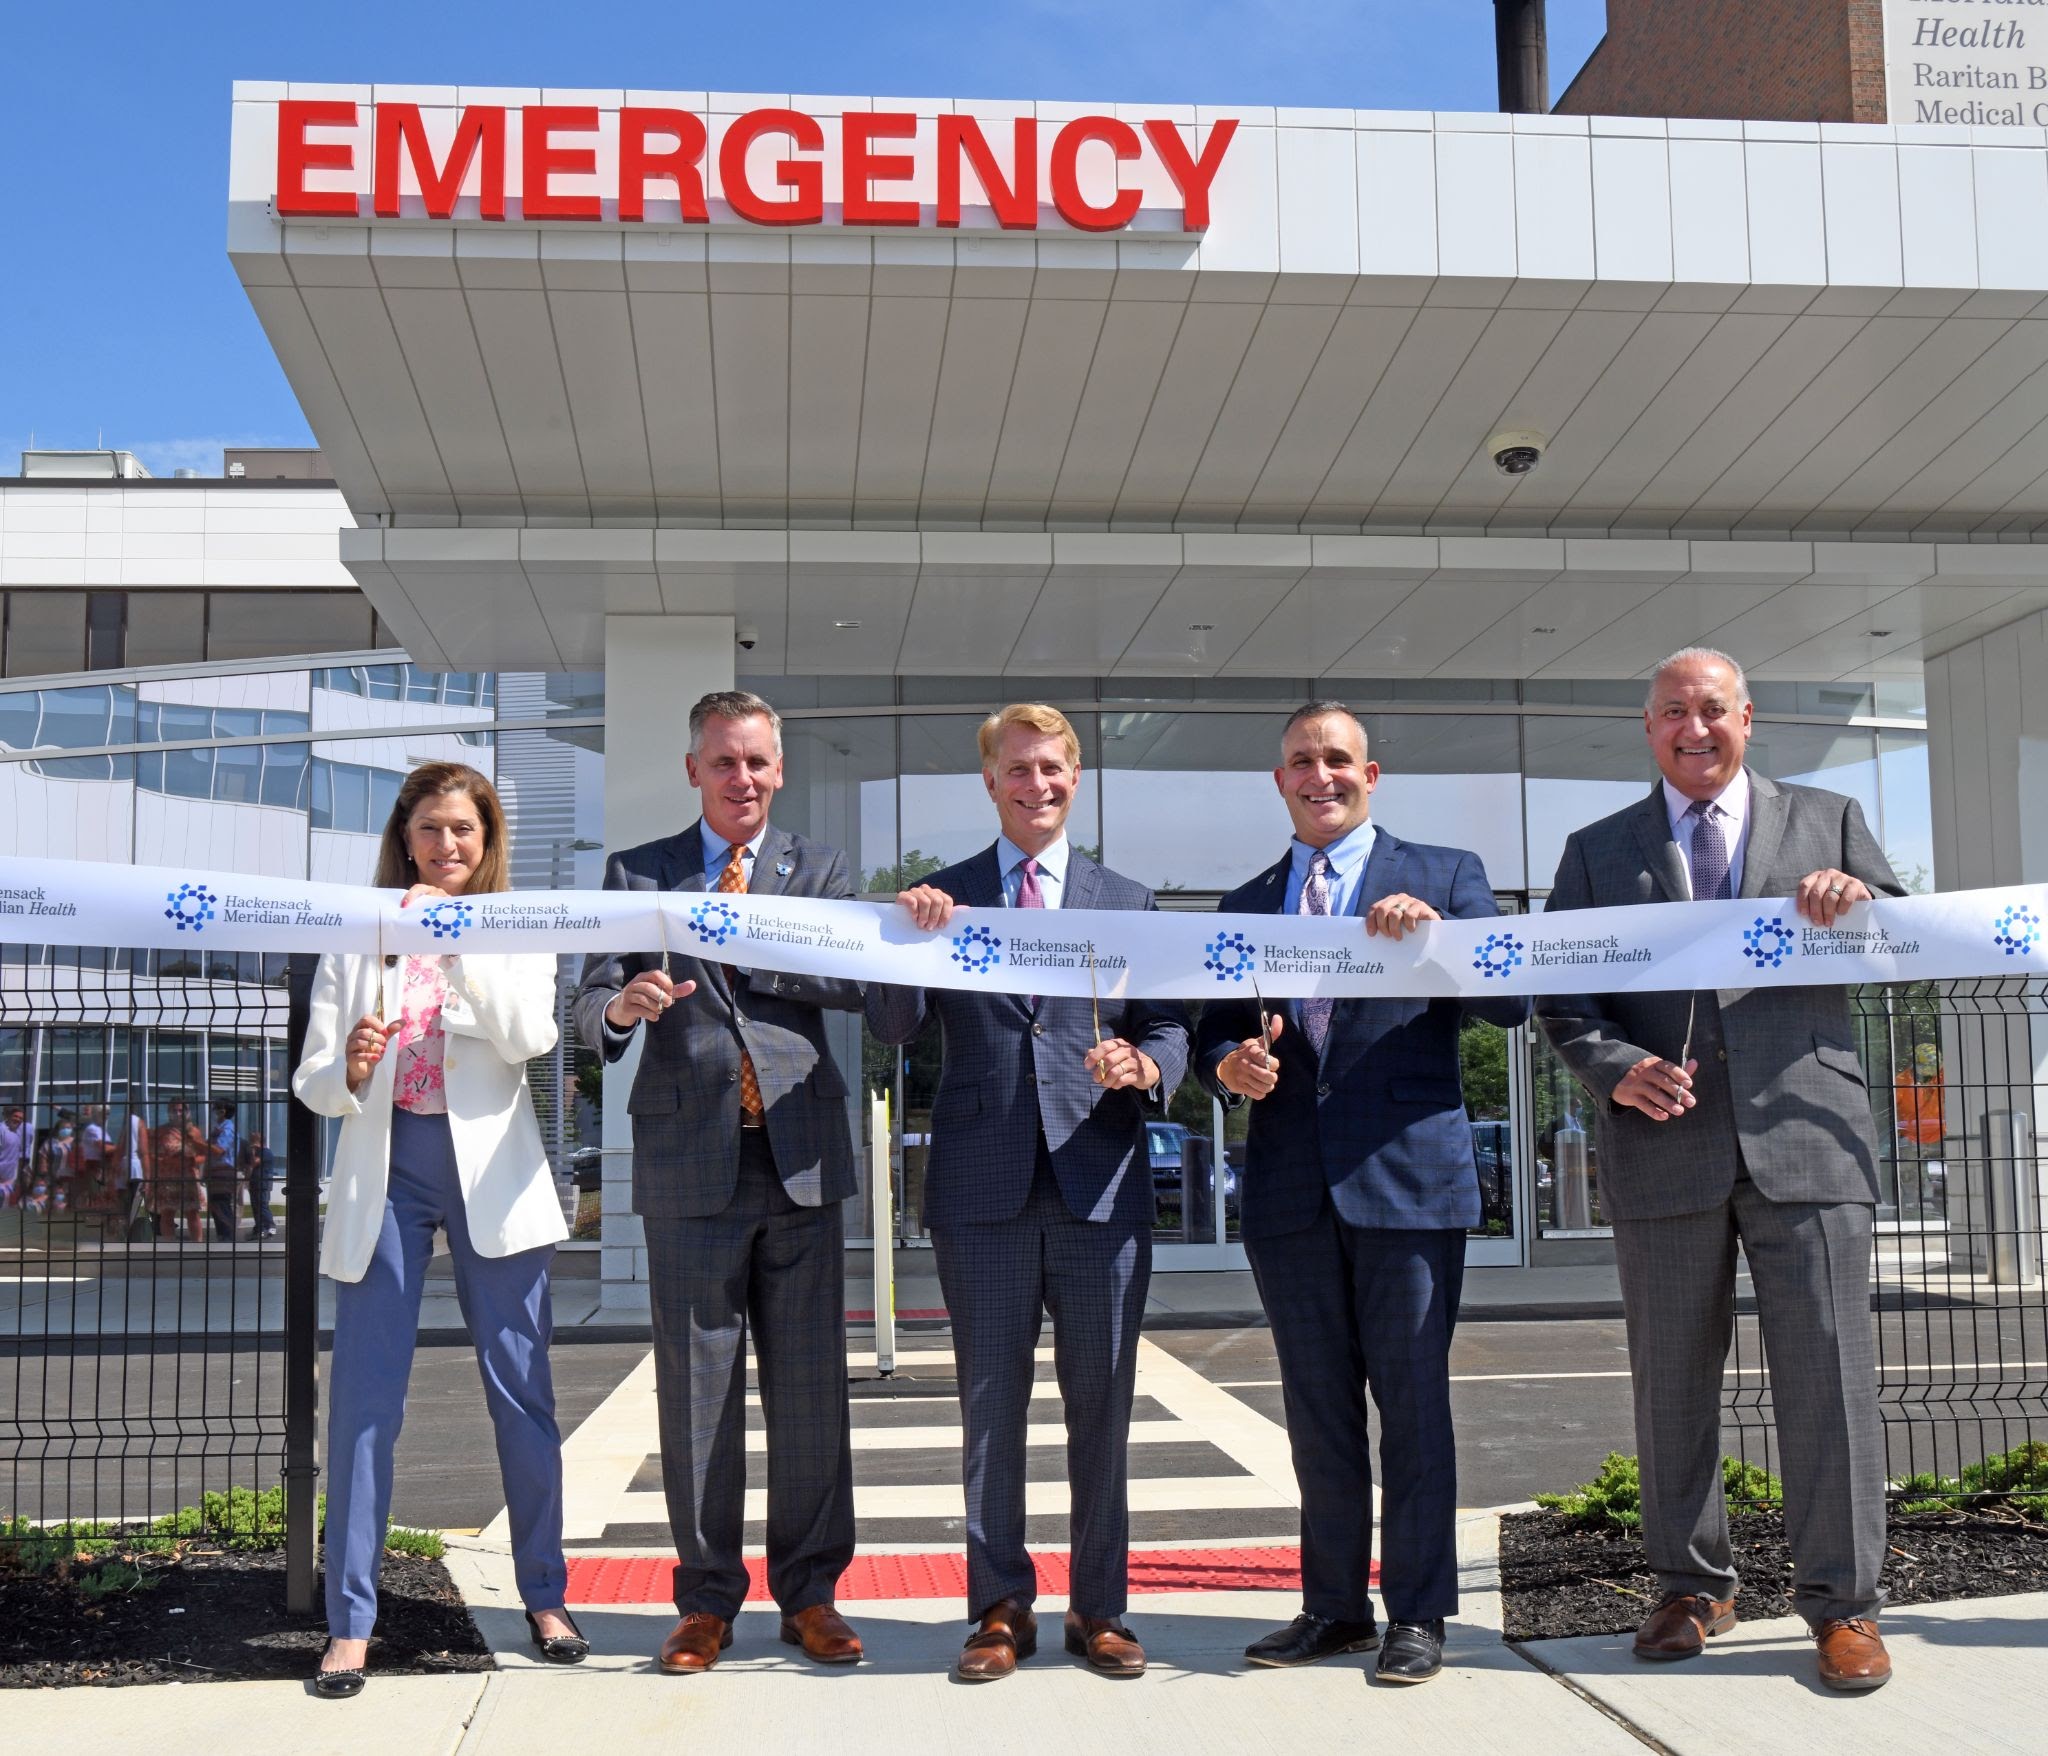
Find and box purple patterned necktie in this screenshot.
[1686,799,1731,901]
[1299,849,1333,1054]
[1017,856,1043,1008]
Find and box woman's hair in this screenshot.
[373,760,512,894]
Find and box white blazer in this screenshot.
[293,951,567,1283]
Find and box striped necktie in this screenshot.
[1299,849,1333,1054]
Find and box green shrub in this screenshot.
[1895,1443,2048,1522]
[1535,1451,1643,1530]
[76,1560,156,1601]
[383,1525,445,1560]
[1535,1454,1784,1532]
[0,1516,119,1575]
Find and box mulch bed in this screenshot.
[0,1545,492,1689]
[1501,1506,2048,1643]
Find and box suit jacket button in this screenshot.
[1717,1048,1728,1061]
[726,1071,738,1083]
[1317,1082,1330,1098]
[1032,1021,1044,1036]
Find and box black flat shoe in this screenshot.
[314,1664,366,1698]
[1245,1611,1380,1667]
[527,1608,591,1664]
[1374,1619,1445,1684]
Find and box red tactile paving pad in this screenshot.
[567,1547,1356,1605]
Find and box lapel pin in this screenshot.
[776,862,792,877]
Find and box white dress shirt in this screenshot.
[1663,769,1751,900]
[997,833,1069,909]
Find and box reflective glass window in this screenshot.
[36,685,118,751]
[260,742,310,811]
[205,592,374,663]
[213,708,261,741]
[368,766,402,832]
[161,744,213,799]
[330,762,369,832]
[774,717,899,893]
[1523,716,1656,893]
[213,742,261,804]
[0,689,37,751]
[309,759,334,828]
[261,709,311,737]
[1878,731,1934,893]
[159,703,212,743]
[86,592,126,671]
[365,665,404,701]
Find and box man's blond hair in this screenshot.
[978,702,1081,768]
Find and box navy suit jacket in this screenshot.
[1195,827,1527,1239]
[865,845,1191,1229]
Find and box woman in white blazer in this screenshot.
[294,760,586,1696]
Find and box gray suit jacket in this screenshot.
[1536,771,1903,1221]
[572,821,863,1220]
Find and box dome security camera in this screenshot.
[736,624,759,651]
[1487,429,1547,477]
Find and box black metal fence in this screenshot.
[1723,978,2048,1506]
[0,944,318,1606]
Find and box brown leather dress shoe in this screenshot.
[1065,1612,1145,1676]
[1632,1592,1737,1660]
[780,1603,863,1664]
[956,1599,1038,1682]
[657,1613,733,1675]
[1815,1617,1891,1691]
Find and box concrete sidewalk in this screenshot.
[12,1524,2041,1755]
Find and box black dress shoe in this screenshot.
[527,1608,591,1664]
[1244,1612,1381,1668]
[1374,1619,1445,1684]
[313,1660,366,1698]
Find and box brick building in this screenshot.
[1555,0,1888,123]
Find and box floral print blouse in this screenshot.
[392,955,451,1115]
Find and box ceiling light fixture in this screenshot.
[833,619,862,630]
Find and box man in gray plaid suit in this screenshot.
[868,703,1189,1682]
[1537,647,1903,1693]
[574,690,864,1675]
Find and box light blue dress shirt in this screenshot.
[1283,818,1377,918]
[700,822,768,883]
[997,833,1069,910]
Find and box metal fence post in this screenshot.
[283,954,320,1615]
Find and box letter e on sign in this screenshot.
[276,100,361,217]
[842,112,920,225]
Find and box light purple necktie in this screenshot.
[1017,856,1043,1008]
[1299,849,1333,1054]
[1686,799,1731,902]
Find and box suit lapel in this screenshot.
[1063,848,1103,913]
[1354,825,1405,917]
[749,825,793,898]
[663,822,708,894]
[1739,770,1786,900]
[1628,785,1690,903]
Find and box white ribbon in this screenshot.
[2,853,2045,1000]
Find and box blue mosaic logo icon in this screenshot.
[949,923,1002,975]
[688,900,743,948]
[164,882,216,933]
[1993,903,2042,958]
[1472,931,1523,979]
[419,900,474,941]
[1741,915,1797,969]
[1203,931,1258,983]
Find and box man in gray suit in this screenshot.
[575,689,864,1675]
[1538,647,1901,1693]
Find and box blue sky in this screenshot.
[0,1,1605,476]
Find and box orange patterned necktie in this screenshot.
[718,846,763,1118]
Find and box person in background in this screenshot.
[242,1128,278,1240]
[118,1106,153,1242]
[207,1101,241,1241]
[152,1100,208,1243]
[0,1102,28,1208]
[294,759,584,1698]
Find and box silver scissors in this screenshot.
[1679,990,1697,1070]
[1086,938,1106,1049]
[1249,965,1278,1070]
[656,897,673,983]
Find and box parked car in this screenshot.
[1469,1119,1513,1231]
[1145,1121,1239,1227]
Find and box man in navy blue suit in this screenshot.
[867,703,1189,1682]
[1196,702,1526,1685]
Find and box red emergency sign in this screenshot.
[274,101,1237,233]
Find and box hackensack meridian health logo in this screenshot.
[1472,931,1524,979]
[164,881,217,933]
[1204,931,1258,982]
[1993,903,2042,958]
[419,900,474,941]
[949,923,1002,975]
[688,899,743,948]
[1741,915,1797,969]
